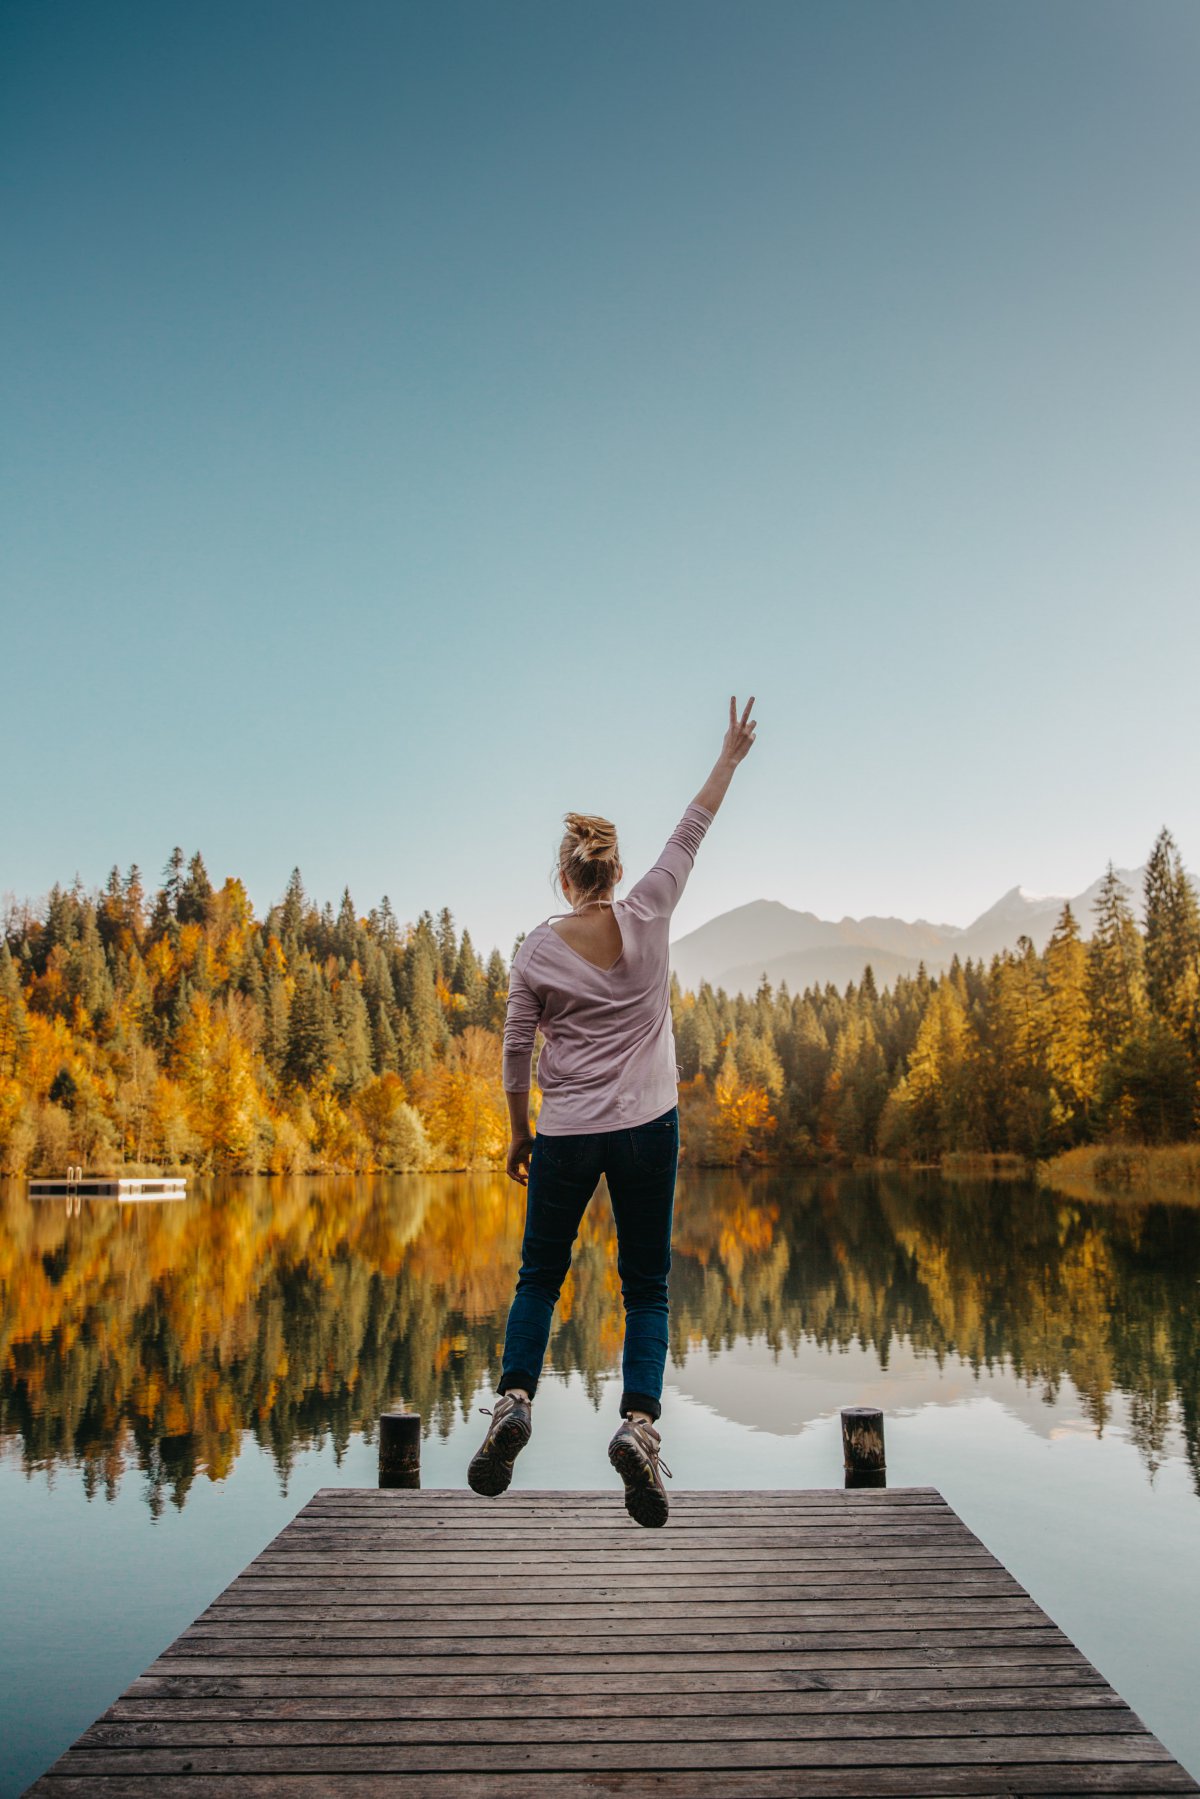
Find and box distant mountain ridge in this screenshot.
[669,870,1144,997]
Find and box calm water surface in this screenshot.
[2,1168,1198,1793]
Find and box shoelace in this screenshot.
[477,1398,522,1442]
[629,1424,672,1480]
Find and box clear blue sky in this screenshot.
[3,1,1198,960]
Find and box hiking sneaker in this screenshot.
[608,1417,672,1528]
[467,1393,532,1497]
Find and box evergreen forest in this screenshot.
[1,829,1198,1176]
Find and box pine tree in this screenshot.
[822,1012,888,1153]
[436,907,457,983]
[1088,865,1146,1055]
[1143,828,1200,1042]
[285,961,338,1087]
[372,1002,399,1074]
[335,889,363,968]
[484,949,508,1032]
[178,852,214,926]
[1043,904,1097,1141]
[783,1000,830,1136]
[44,883,80,952]
[262,973,291,1080]
[99,866,125,950]
[334,976,373,1094]
[406,938,442,1072]
[903,982,977,1156]
[280,868,306,952]
[452,930,486,1026]
[161,847,185,920]
[124,865,146,944]
[66,906,115,1024]
[0,944,30,1078]
[377,895,399,950]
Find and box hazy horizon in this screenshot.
[4,2,1198,957]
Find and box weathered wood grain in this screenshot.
[122,1661,1110,1698]
[33,1735,1183,1772]
[106,1685,1127,1722]
[26,1769,1200,1795]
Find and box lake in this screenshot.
[2,1167,1198,1794]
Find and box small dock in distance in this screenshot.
[27,1485,1199,1796]
[28,1176,187,1203]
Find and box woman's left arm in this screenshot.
[502,958,542,1185]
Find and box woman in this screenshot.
[467,696,757,1527]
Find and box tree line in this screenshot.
[675,828,1200,1162]
[0,828,1197,1173]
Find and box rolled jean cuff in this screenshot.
[499,1369,539,1399]
[620,1389,661,1422]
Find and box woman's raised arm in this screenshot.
[692,694,757,817]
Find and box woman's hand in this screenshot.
[507,1132,535,1186]
[694,695,758,815]
[721,694,757,766]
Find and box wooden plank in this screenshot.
[269,1525,964,1539]
[174,1625,1063,1655]
[303,1499,951,1513]
[165,1640,1071,1672]
[81,1709,1155,1747]
[106,1687,1129,1722]
[188,1622,1056,1649]
[26,1770,1200,1797]
[123,1663,1111,1698]
[145,1645,1112,1677]
[247,1554,1006,1575]
[215,1571,1026,1598]
[203,1596,1036,1623]
[300,1487,949,1504]
[41,1737,1181,1772]
[190,1595,1046,1623]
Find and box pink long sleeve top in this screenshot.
[502,802,715,1135]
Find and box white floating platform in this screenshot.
[28,1178,188,1202]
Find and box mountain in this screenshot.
[669,870,1144,997]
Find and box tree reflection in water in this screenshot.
[1,1170,1196,1512]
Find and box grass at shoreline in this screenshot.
[1037,1142,1200,1205]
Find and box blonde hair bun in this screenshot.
[557,812,621,899]
[563,812,618,863]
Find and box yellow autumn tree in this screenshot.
[1044,904,1100,1142]
[413,1026,507,1168]
[709,1048,774,1164]
[352,1072,430,1171]
[890,982,977,1157]
[173,993,259,1168]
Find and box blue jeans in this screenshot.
[498,1106,679,1421]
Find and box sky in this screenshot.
[3,1,1198,961]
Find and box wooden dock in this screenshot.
[28,1487,1199,1796]
[28,1177,187,1202]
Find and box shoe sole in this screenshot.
[608,1436,669,1529]
[467,1416,530,1498]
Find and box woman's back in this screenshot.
[547,905,624,971]
[502,803,715,1134]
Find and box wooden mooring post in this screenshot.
[841,1403,886,1488]
[378,1410,421,1488]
